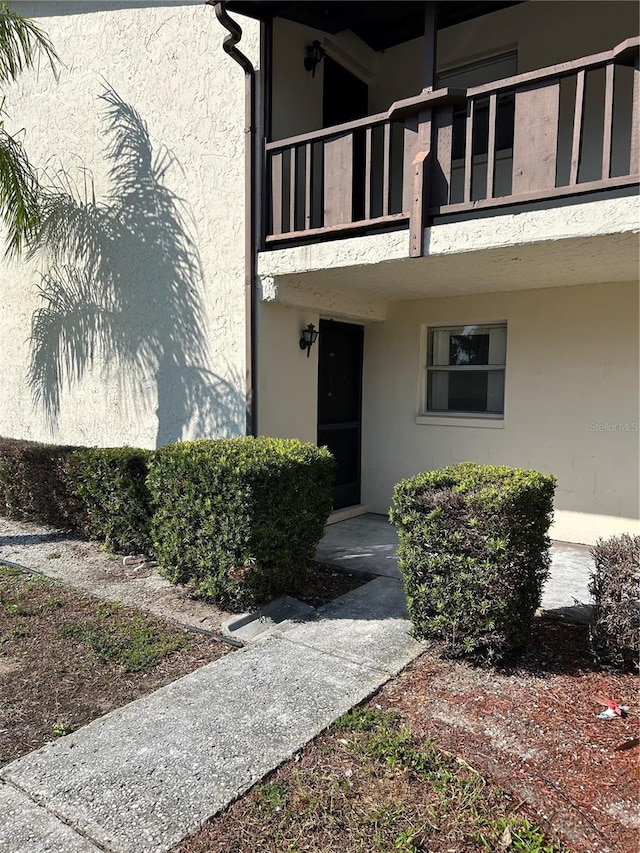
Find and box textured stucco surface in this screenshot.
[257,301,319,442]
[260,275,388,322]
[0,1,258,448]
[258,278,639,545]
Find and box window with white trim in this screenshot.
[426,323,507,416]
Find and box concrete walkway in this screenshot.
[318,513,594,615]
[0,577,422,853]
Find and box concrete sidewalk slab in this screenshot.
[316,513,400,578]
[263,577,417,673]
[0,783,101,852]
[1,579,422,853]
[545,541,593,609]
[222,594,315,642]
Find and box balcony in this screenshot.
[264,38,639,255]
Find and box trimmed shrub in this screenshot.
[589,534,639,671]
[67,447,154,554]
[390,462,556,661]
[0,437,86,530]
[148,437,335,609]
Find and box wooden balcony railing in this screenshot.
[264,37,639,255]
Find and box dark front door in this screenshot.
[322,56,368,128]
[323,57,369,223]
[317,320,364,510]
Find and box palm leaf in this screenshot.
[0,2,58,84]
[0,127,40,255]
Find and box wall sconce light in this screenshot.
[304,40,325,78]
[299,323,319,357]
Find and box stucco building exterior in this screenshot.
[1,0,638,545]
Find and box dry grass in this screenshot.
[178,705,565,853]
[0,564,231,765]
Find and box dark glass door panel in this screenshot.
[317,320,364,510]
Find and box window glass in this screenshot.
[426,324,506,415]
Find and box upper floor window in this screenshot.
[426,323,507,416]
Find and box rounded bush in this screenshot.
[67,446,154,553]
[589,534,639,671]
[0,437,86,530]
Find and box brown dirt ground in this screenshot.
[381,618,639,853]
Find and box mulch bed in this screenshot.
[381,617,638,853]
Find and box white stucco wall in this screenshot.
[256,301,318,443]
[0,0,258,448]
[256,275,639,545]
[258,194,640,300]
[361,280,640,545]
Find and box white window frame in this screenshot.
[419,322,507,425]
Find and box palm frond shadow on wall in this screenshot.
[28,84,244,447]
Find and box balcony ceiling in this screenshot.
[225,1,524,51]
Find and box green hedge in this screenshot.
[67,447,154,553]
[390,462,556,661]
[148,437,335,609]
[0,437,86,530]
[589,534,639,671]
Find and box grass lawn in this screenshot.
[0,564,231,766]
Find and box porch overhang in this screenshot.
[225,1,524,51]
[258,193,640,318]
